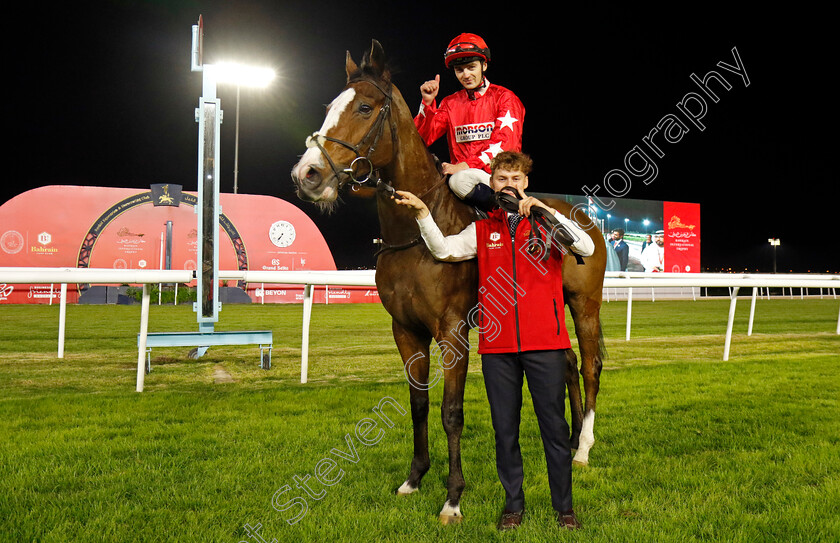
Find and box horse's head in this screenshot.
[291,40,397,210]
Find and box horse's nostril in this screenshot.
[299,167,321,188]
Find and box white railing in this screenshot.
[2,268,838,387]
[0,267,194,392]
[217,270,839,382]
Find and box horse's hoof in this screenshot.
[572,449,590,466]
[395,481,418,496]
[439,501,462,524]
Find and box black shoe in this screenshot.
[556,509,582,530]
[497,508,524,530]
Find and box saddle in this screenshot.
[494,191,586,265]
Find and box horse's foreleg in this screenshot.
[437,326,470,524]
[393,320,432,496]
[568,298,604,467]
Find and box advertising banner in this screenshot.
[535,193,701,273]
[663,201,701,273]
[0,185,378,304]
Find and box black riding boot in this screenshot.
[463,182,496,212]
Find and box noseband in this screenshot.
[305,78,398,196]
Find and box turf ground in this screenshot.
[1,297,838,542]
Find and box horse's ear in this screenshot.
[363,39,390,82]
[345,51,359,80]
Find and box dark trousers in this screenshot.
[481,349,573,513]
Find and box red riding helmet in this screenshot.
[444,33,491,69]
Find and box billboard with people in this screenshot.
[534,193,700,273]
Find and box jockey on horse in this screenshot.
[414,33,526,212]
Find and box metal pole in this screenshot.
[234,85,240,194]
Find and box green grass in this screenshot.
[1,298,838,542]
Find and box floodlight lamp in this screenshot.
[214,62,276,88]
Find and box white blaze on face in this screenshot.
[293,88,357,181]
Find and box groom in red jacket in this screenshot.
[393,151,593,531]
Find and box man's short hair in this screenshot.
[612,228,624,237]
[490,151,533,176]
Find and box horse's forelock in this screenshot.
[348,66,389,87]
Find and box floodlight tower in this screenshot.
[136,16,274,377]
[768,238,780,273]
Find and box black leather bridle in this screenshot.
[304,77,399,197]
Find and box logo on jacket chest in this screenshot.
[486,230,504,249]
[455,121,494,143]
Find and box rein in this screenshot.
[373,176,450,257]
[494,191,585,265]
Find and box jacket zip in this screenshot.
[511,225,521,352]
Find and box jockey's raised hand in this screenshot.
[420,74,440,106]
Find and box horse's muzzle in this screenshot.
[291,162,338,203]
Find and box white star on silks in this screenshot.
[482,142,505,164]
[497,110,519,131]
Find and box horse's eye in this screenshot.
[359,103,373,115]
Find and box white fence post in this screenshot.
[625,287,633,341]
[748,287,758,336]
[301,284,314,384]
[723,286,740,361]
[57,283,67,358]
[136,284,151,392]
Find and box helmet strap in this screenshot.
[466,73,488,100]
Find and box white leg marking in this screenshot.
[439,500,462,524]
[572,410,595,466]
[396,480,418,495]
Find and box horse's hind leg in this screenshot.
[564,348,584,450]
[567,296,604,467]
[393,320,432,496]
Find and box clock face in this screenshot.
[269,220,296,248]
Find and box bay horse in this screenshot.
[290,40,607,524]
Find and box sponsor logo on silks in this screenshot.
[455,121,494,143]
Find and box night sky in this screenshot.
[8,1,837,273]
